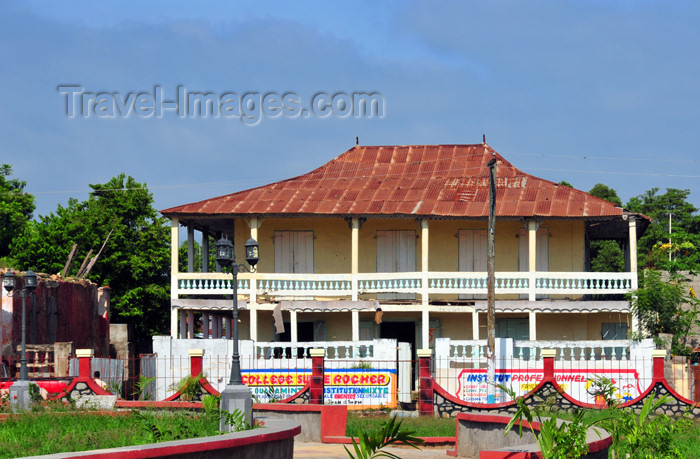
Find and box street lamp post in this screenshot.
[215,235,259,430]
[3,270,38,410]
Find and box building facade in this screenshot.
[161,143,649,350]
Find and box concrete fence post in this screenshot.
[652,349,667,383]
[189,348,204,376]
[310,348,325,405]
[76,349,94,378]
[541,348,556,380]
[417,349,433,416]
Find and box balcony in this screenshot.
[173,270,636,302]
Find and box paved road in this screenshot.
[293,442,452,458]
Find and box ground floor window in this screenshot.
[496,317,530,340]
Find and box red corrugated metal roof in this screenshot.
[161,144,627,219]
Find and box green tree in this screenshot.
[588,184,625,273]
[10,174,170,336]
[589,183,622,207]
[628,270,700,355]
[0,164,35,260]
[626,188,700,271]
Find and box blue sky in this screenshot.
[2,1,700,218]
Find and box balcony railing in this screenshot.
[174,270,636,301]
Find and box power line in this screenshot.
[506,150,700,165]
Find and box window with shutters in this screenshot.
[518,227,549,299]
[274,230,314,273]
[376,230,416,300]
[458,229,487,299]
[496,318,530,340]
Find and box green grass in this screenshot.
[346,411,456,437]
[669,418,700,458]
[0,409,222,458]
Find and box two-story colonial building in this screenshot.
[161,143,649,351]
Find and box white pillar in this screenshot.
[628,216,639,332]
[351,218,359,274]
[250,309,258,341]
[290,310,298,343]
[419,219,430,349]
[528,220,537,272]
[187,311,195,339]
[528,311,537,340]
[352,310,359,341]
[170,218,180,338]
[420,219,430,307]
[472,311,480,340]
[628,216,638,287]
[421,219,429,273]
[248,216,259,241]
[351,218,360,302]
[248,217,259,341]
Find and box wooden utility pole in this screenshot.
[486,154,497,403]
[61,244,78,277]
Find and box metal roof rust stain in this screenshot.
[161,144,638,220]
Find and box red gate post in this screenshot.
[541,349,556,381]
[189,348,204,377]
[76,349,94,378]
[652,349,667,383]
[417,349,433,416]
[310,349,325,405]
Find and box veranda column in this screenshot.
[628,216,638,288]
[213,315,221,339]
[528,219,537,301]
[224,317,231,339]
[290,310,298,343]
[528,311,537,340]
[420,219,430,348]
[472,311,480,339]
[628,215,639,332]
[179,311,187,339]
[351,217,360,341]
[202,227,209,273]
[248,217,259,341]
[187,225,195,272]
[187,311,195,339]
[202,312,209,339]
[170,217,180,338]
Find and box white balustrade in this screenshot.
[513,340,632,361]
[435,338,653,365]
[174,271,636,300]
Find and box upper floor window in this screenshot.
[376,230,416,272]
[518,227,549,271]
[274,230,314,273]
